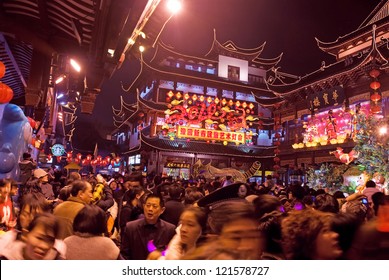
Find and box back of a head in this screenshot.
[207,200,255,235]
[252,194,282,219]
[314,193,339,213]
[23,152,31,160]
[290,184,306,200]
[365,180,376,188]
[67,172,81,184]
[73,204,107,235]
[70,180,89,197]
[168,184,182,199]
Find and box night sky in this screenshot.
[75,0,383,151]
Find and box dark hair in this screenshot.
[365,180,376,188]
[0,178,9,188]
[70,180,90,197]
[371,192,386,216]
[23,152,31,160]
[73,204,107,236]
[252,194,282,219]
[184,191,204,205]
[182,206,208,234]
[168,184,182,199]
[122,185,144,205]
[314,193,339,213]
[144,192,165,207]
[28,212,60,242]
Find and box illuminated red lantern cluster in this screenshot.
[369,69,382,114]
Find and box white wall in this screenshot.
[218,55,248,82]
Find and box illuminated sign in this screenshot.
[165,162,191,169]
[177,126,245,144]
[51,144,65,156]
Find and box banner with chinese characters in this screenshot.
[165,162,191,169]
[307,86,345,111]
[177,126,246,144]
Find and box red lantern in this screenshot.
[86,154,92,161]
[115,157,120,163]
[370,92,381,102]
[57,156,61,162]
[0,61,5,78]
[369,69,380,78]
[370,104,381,114]
[77,153,82,160]
[47,154,52,161]
[97,155,102,162]
[0,83,14,104]
[370,81,381,90]
[27,117,37,129]
[81,159,87,166]
[274,157,280,162]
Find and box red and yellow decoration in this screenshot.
[177,126,245,144]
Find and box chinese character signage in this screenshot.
[165,162,191,169]
[177,126,245,144]
[308,86,345,111]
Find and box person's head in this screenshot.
[179,206,207,248]
[252,194,282,219]
[372,192,386,216]
[18,192,51,231]
[0,178,11,203]
[126,172,144,188]
[281,209,342,260]
[23,213,60,260]
[143,193,165,224]
[168,184,183,200]
[70,180,93,204]
[23,152,32,160]
[237,183,249,198]
[67,172,81,185]
[123,185,145,207]
[314,193,339,213]
[208,201,263,259]
[33,168,49,183]
[258,210,286,255]
[108,180,118,191]
[73,204,107,236]
[95,174,106,185]
[184,191,204,205]
[365,180,376,188]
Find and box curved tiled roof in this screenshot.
[125,131,275,159]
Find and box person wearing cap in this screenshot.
[33,168,55,203]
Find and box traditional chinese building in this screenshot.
[111,33,283,182]
[266,0,389,181]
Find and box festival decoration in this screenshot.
[0,83,14,104]
[193,159,261,182]
[330,147,358,165]
[0,61,5,78]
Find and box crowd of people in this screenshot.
[0,158,389,260]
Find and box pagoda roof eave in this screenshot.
[128,133,275,158]
[315,17,389,54]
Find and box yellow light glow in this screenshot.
[167,0,182,14]
[70,59,81,72]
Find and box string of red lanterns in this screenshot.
[369,68,382,114]
[46,152,121,168]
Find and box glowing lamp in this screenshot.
[242,102,247,109]
[214,97,220,104]
[370,105,381,114]
[369,69,380,78]
[0,61,5,78]
[221,98,227,105]
[249,103,254,109]
[235,100,241,107]
[0,83,14,104]
[370,81,381,90]
[176,92,182,99]
[192,94,197,101]
[207,96,213,103]
[184,93,190,100]
[292,143,299,149]
[167,91,174,98]
[298,143,304,148]
[370,92,381,102]
[86,154,92,161]
[330,139,338,145]
[199,95,205,102]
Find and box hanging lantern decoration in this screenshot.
[0,61,5,78]
[207,96,213,103]
[192,94,197,101]
[167,90,174,98]
[214,97,220,104]
[370,92,381,102]
[249,103,254,109]
[370,104,381,114]
[138,111,145,118]
[47,154,52,161]
[184,93,190,100]
[176,92,182,99]
[67,152,72,159]
[242,102,247,109]
[86,154,92,161]
[235,100,241,107]
[77,153,82,160]
[221,98,227,106]
[115,157,120,163]
[27,117,37,130]
[74,158,80,164]
[97,155,102,162]
[369,69,380,78]
[370,81,381,90]
[228,99,234,107]
[0,83,14,104]
[199,95,205,102]
[56,156,61,162]
[81,159,87,166]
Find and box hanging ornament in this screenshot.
[370,81,381,90]
[369,69,380,78]
[0,83,14,104]
[0,61,5,78]
[370,92,381,102]
[167,90,174,98]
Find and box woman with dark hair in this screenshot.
[118,185,145,238]
[64,204,122,259]
[148,206,208,260]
